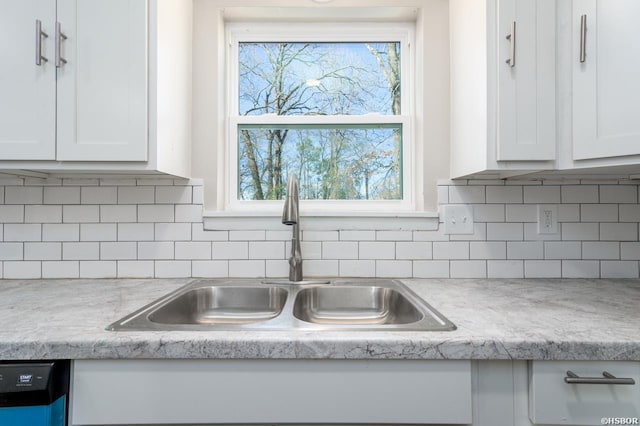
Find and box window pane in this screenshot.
[238,42,400,116]
[238,124,402,201]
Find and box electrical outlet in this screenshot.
[442,205,474,234]
[537,204,558,234]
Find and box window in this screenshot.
[226,23,414,213]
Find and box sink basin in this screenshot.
[293,286,422,325]
[148,286,287,325]
[107,279,456,332]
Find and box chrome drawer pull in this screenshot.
[565,370,636,385]
[505,21,516,67]
[35,19,49,65]
[579,14,587,63]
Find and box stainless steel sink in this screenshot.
[293,286,423,325]
[107,279,456,332]
[148,286,287,325]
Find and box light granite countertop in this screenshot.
[0,278,638,361]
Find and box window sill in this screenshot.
[203,210,439,231]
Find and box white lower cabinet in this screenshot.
[529,361,640,425]
[71,359,473,425]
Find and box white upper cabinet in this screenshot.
[0,0,191,177]
[0,0,56,160]
[572,0,640,161]
[56,0,148,161]
[450,0,556,179]
[497,0,555,161]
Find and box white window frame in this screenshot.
[224,22,416,214]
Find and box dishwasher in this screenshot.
[0,360,70,426]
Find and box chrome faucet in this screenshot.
[282,174,303,281]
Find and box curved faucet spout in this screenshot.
[282,174,302,281]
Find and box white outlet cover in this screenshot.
[537,204,558,234]
[442,205,474,234]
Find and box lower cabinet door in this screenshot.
[71,359,472,425]
[529,361,640,425]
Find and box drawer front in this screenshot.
[71,359,472,425]
[529,361,640,425]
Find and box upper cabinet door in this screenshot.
[0,0,56,159]
[497,0,556,161]
[56,0,148,161]
[573,0,640,160]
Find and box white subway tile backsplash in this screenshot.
[450,260,486,278]
[118,223,154,242]
[470,241,506,259]
[25,205,62,223]
[561,185,598,203]
[507,241,544,259]
[562,260,599,278]
[396,242,432,260]
[582,242,619,260]
[193,260,228,278]
[601,261,638,278]
[100,205,137,223]
[249,241,284,260]
[413,260,450,278]
[100,242,137,260]
[600,223,638,241]
[473,204,505,222]
[138,205,174,223]
[25,242,61,260]
[449,186,485,204]
[63,242,100,261]
[80,261,116,278]
[5,224,41,241]
[323,241,358,259]
[138,242,174,260]
[544,241,581,260]
[1,180,639,279]
[44,187,79,205]
[488,260,523,278]
[63,205,99,223]
[42,261,79,279]
[230,230,266,241]
[340,230,376,241]
[486,223,523,241]
[359,242,395,259]
[561,223,599,241]
[228,260,265,277]
[81,187,117,205]
[155,261,191,278]
[175,242,212,260]
[433,242,469,259]
[5,186,42,204]
[376,260,412,277]
[81,224,117,242]
[600,185,637,204]
[0,205,24,222]
[523,186,560,203]
[524,260,562,278]
[4,261,40,279]
[118,186,155,204]
[117,261,154,278]
[212,242,248,259]
[486,186,522,204]
[581,204,618,222]
[339,260,375,277]
[155,223,191,241]
[155,186,192,204]
[0,243,23,260]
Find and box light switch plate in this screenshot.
[442,205,474,234]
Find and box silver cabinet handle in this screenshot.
[565,370,636,385]
[55,22,67,67]
[505,21,516,67]
[580,14,587,63]
[35,19,48,65]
